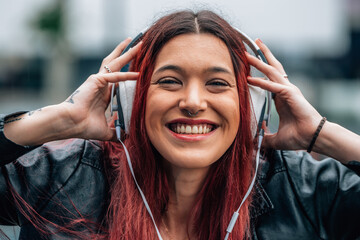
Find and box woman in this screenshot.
[1,10,360,240]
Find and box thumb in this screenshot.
[262,132,277,149]
[106,127,119,142]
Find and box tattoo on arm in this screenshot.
[66,90,80,104]
[4,108,43,124]
[4,117,24,124]
[28,108,42,116]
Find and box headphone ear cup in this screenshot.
[249,84,267,137]
[118,80,137,134]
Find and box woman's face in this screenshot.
[145,33,240,169]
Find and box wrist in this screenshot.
[54,103,85,139]
[306,117,327,153]
[313,121,360,163]
[296,115,323,151]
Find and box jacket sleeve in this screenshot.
[0,113,87,226]
[282,150,360,240]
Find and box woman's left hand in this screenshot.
[246,39,322,151]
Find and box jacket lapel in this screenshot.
[250,181,274,219]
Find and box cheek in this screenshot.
[230,103,240,132]
[145,89,161,136]
[215,92,240,132]
[209,92,240,157]
[144,88,174,143]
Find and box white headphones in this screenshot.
[110,28,271,240]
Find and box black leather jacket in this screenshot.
[1,113,360,240]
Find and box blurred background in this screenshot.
[0,0,359,238]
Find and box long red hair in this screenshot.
[104,10,255,239]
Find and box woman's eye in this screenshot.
[207,80,229,87]
[156,78,181,85]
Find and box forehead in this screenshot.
[153,33,235,74]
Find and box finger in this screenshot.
[246,53,288,85]
[100,38,132,71]
[247,76,289,94]
[95,72,139,84]
[105,41,143,73]
[255,39,286,76]
[107,113,117,127]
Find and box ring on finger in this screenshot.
[104,65,112,73]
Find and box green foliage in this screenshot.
[31,0,64,39]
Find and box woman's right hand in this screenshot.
[4,38,141,146]
[59,38,141,141]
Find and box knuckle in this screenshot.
[293,85,301,93]
[102,57,110,65]
[276,65,285,73]
[273,60,283,68]
[265,65,276,75]
[123,52,133,60]
[262,47,270,55]
[88,74,98,81]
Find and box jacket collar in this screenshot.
[249,181,274,219]
[249,149,287,219]
[249,150,277,219]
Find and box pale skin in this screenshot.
[3,35,360,240]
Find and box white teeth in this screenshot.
[185,125,192,134]
[172,124,214,134]
[181,125,185,133]
[192,125,198,134]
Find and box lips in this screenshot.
[166,118,218,135]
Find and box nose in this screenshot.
[178,81,207,115]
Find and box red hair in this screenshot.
[104,10,255,239]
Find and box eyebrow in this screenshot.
[205,66,233,75]
[154,65,184,75]
[153,64,233,75]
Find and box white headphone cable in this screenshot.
[224,129,263,240]
[117,133,164,240]
[117,124,263,240]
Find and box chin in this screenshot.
[160,148,223,169]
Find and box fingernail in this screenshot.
[257,38,263,44]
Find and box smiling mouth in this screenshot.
[167,123,217,134]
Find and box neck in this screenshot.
[162,164,209,239]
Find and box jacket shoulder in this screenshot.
[4,139,104,220]
[279,150,360,238]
